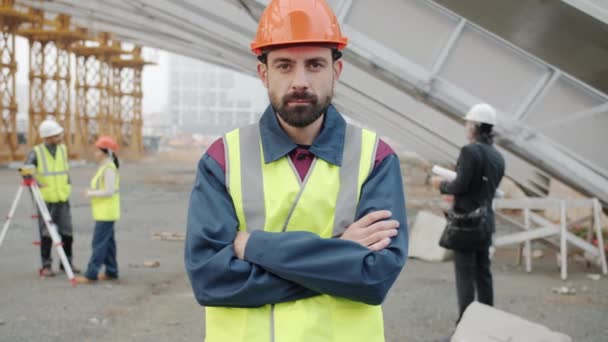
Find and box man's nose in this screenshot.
[291,65,310,91]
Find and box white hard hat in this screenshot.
[465,103,497,126]
[39,116,64,138]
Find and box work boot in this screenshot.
[98,274,118,281]
[74,276,96,284]
[39,267,56,278]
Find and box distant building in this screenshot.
[168,54,268,135]
[143,109,173,138]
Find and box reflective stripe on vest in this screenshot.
[90,162,121,221]
[34,144,71,203]
[207,123,383,342]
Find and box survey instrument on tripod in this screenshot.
[0,165,77,287]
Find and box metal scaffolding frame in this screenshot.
[71,32,122,157]
[0,0,31,162]
[110,46,151,155]
[17,9,85,155]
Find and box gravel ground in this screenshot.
[1,157,607,341]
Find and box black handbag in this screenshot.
[439,206,489,250]
[439,144,491,251]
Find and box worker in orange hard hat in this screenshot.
[75,136,121,284]
[185,1,408,341]
[250,0,348,61]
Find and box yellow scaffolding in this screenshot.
[1,4,154,162]
[72,32,123,157]
[0,0,32,162]
[110,46,152,156]
[17,9,86,157]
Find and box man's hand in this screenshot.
[430,176,443,190]
[340,210,399,251]
[233,231,251,260]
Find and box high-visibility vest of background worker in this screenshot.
[431,103,506,323]
[24,116,80,278]
[184,0,409,341]
[75,136,121,284]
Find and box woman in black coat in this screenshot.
[431,103,505,321]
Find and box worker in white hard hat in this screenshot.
[431,103,505,327]
[24,116,80,278]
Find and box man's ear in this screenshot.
[257,63,269,89]
[333,59,343,83]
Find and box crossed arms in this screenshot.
[184,153,408,307]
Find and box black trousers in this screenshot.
[40,235,73,268]
[38,201,74,268]
[453,248,493,321]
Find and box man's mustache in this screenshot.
[283,92,318,103]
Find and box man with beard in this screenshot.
[184,1,408,341]
[25,116,80,278]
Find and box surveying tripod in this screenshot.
[0,165,76,286]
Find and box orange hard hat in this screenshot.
[250,0,348,56]
[95,136,119,152]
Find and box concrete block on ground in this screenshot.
[452,302,572,342]
[408,211,452,262]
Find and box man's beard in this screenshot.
[272,90,332,128]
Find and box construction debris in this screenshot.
[152,232,185,241]
[129,260,161,268]
[552,286,577,296]
[584,251,605,267]
[143,260,160,268]
[452,302,572,342]
[522,248,544,259]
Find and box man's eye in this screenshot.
[309,63,322,70]
[277,64,291,71]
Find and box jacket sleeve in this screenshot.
[244,153,408,305]
[184,154,319,308]
[24,150,37,166]
[440,145,478,196]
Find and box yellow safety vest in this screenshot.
[90,162,120,221]
[206,123,383,342]
[34,144,71,203]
